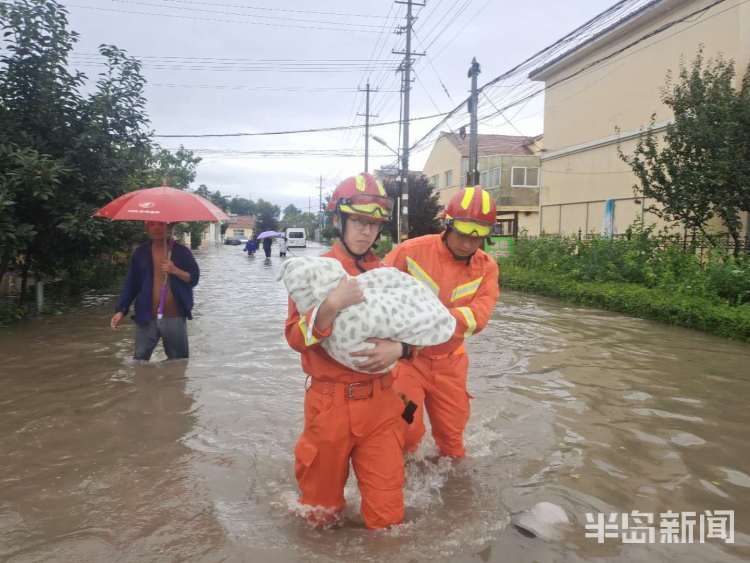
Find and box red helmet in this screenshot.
[327,173,392,222]
[444,186,496,237]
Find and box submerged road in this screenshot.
[1,242,749,562]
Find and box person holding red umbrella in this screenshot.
[95,185,226,361]
[110,221,200,360]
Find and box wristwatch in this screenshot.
[400,343,413,360]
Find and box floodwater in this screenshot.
[1,242,749,562]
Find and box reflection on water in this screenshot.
[1,243,749,562]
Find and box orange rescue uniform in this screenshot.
[384,233,500,458]
[285,242,405,529]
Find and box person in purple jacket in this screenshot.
[110,221,200,360]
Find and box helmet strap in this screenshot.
[442,230,475,263]
[338,212,381,272]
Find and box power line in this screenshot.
[429,0,494,62]
[145,83,401,92]
[418,0,472,51]
[72,53,400,64]
[65,3,385,33]
[155,0,390,19]
[108,0,386,29]
[410,0,733,153]
[153,111,445,138]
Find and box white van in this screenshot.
[286,228,306,248]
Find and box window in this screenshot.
[480,167,500,187]
[490,167,501,187]
[429,174,440,188]
[444,170,453,188]
[232,229,244,237]
[288,231,304,238]
[511,166,540,187]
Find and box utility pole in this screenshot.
[394,0,425,241]
[358,82,379,173]
[467,57,481,186]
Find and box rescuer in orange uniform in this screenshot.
[384,186,500,458]
[286,173,408,529]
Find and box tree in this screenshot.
[228,196,256,216]
[282,204,301,222]
[254,198,280,233]
[145,146,200,189]
[281,211,317,236]
[382,173,443,240]
[619,50,750,253]
[0,0,154,302]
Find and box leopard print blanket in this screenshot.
[279,256,456,373]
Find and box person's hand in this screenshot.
[326,277,364,311]
[160,259,176,275]
[350,338,403,373]
[111,311,125,329]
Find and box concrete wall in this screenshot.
[535,0,750,236]
[517,212,540,236]
[423,136,463,206]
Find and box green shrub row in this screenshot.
[500,263,750,342]
[510,227,750,306]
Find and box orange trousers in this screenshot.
[294,377,405,529]
[393,352,470,458]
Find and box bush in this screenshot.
[508,226,750,307]
[500,263,750,342]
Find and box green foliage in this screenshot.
[619,50,750,253]
[507,226,750,310]
[228,197,256,216]
[372,234,393,258]
[0,0,210,313]
[382,173,443,239]
[281,211,318,238]
[144,146,200,189]
[500,263,750,342]
[254,198,280,233]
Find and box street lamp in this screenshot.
[371,135,399,157]
[371,136,406,240]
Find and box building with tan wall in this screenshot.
[224,215,256,241]
[530,0,749,237]
[422,132,542,235]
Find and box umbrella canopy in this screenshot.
[94,186,230,223]
[256,230,284,239]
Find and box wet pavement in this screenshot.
[1,242,749,562]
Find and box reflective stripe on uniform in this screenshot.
[450,276,484,302]
[355,174,366,192]
[298,316,320,346]
[406,256,439,295]
[460,187,475,210]
[456,306,477,336]
[481,190,491,214]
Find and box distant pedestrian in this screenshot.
[279,236,288,257]
[110,221,200,361]
[262,236,272,258]
[244,238,258,256]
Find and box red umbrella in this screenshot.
[94,186,230,223]
[94,186,230,319]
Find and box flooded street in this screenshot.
[1,243,749,562]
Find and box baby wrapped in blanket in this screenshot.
[279,256,456,373]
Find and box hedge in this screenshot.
[500,263,750,342]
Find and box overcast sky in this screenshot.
[62,0,615,212]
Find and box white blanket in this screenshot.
[279,257,455,373]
